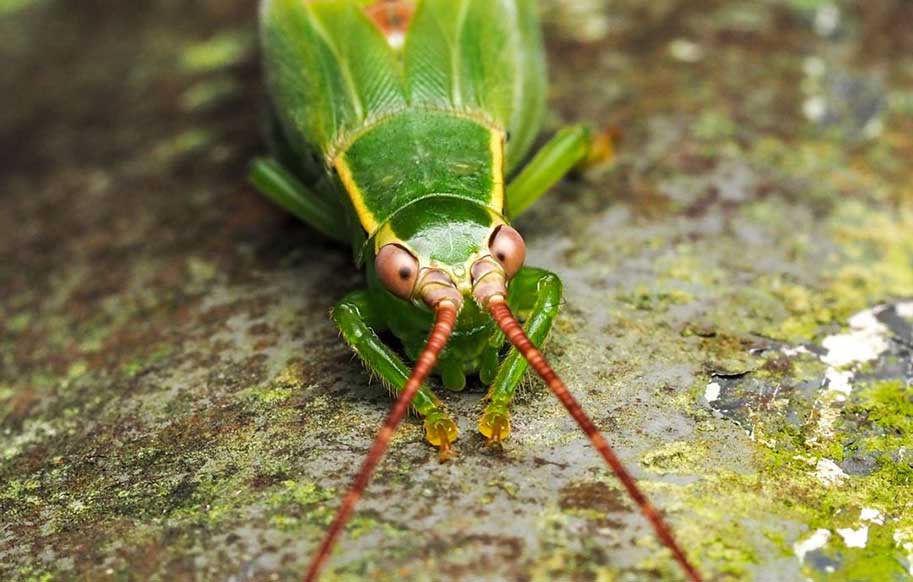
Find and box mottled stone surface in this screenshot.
[2,1,913,581]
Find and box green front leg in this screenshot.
[478,267,563,442]
[249,157,347,242]
[332,289,459,453]
[506,125,593,218]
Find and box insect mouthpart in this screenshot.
[416,268,463,311]
[470,255,508,308]
[470,224,527,307]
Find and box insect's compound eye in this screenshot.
[489,224,526,278]
[375,244,420,300]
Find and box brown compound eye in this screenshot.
[489,224,526,277]
[375,244,419,300]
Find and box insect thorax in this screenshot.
[333,108,505,239]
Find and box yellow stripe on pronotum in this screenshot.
[336,127,504,238]
[334,155,379,235]
[489,129,505,212]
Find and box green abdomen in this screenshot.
[334,109,505,237]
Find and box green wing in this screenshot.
[260,0,407,161]
[404,0,546,171]
[261,0,546,172]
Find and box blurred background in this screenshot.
[2,1,912,581]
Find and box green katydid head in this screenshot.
[371,197,525,310]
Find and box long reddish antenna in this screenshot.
[303,300,459,582]
[487,296,702,582]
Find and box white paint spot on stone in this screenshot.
[783,345,811,357]
[822,333,886,367]
[862,117,884,140]
[814,4,841,36]
[806,307,893,444]
[824,369,853,396]
[794,528,831,562]
[803,96,827,122]
[837,526,868,548]
[897,301,913,318]
[861,507,885,525]
[704,382,721,403]
[893,529,913,576]
[668,38,703,62]
[814,458,848,486]
[848,307,889,331]
[821,307,890,368]
[803,56,826,78]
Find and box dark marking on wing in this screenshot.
[364,0,415,49]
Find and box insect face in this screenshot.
[372,198,527,310]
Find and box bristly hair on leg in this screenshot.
[303,300,459,582]
[485,296,703,582]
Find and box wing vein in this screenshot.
[451,0,470,108]
[305,4,366,122]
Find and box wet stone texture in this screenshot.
[2,1,913,581]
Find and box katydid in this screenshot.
[250,1,702,580]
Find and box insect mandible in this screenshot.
[249,1,703,580]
